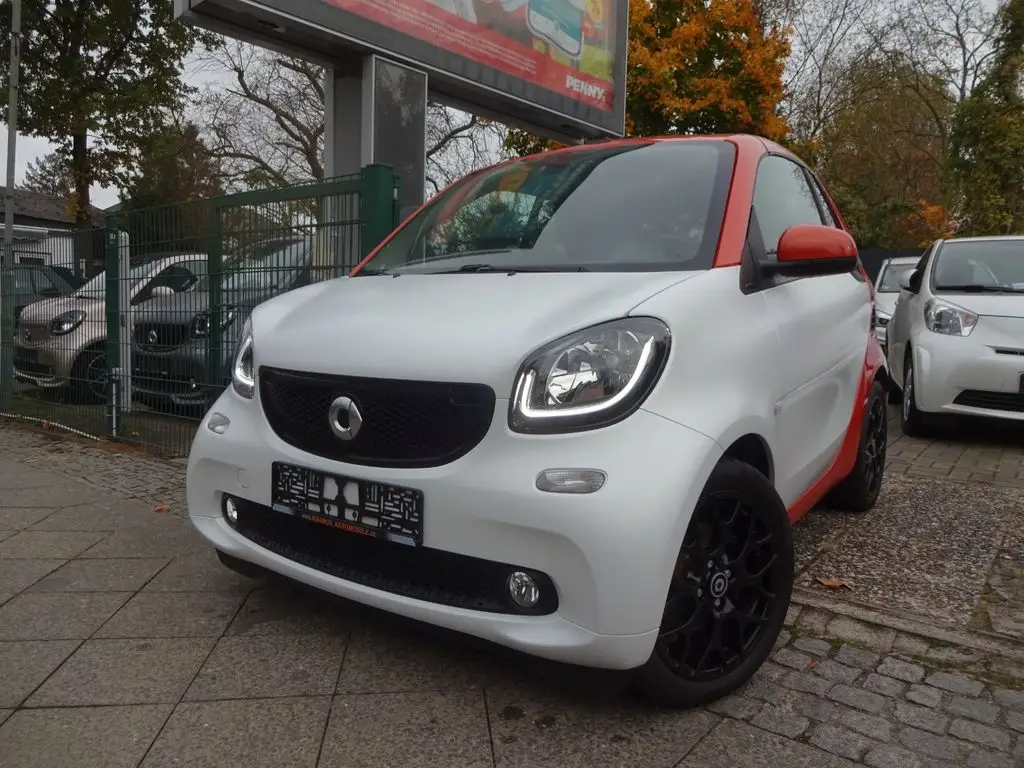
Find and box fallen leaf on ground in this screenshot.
[816,576,854,590]
[154,503,171,514]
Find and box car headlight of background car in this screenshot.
[192,306,237,338]
[231,319,255,399]
[924,298,978,337]
[50,309,86,336]
[509,317,671,434]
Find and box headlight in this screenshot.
[50,310,86,336]
[231,319,255,399]
[924,299,978,337]
[192,306,236,338]
[509,317,671,434]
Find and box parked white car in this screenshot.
[186,136,889,708]
[873,255,920,354]
[887,236,1024,436]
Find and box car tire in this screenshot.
[825,379,887,512]
[887,379,903,404]
[631,457,794,709]
[900,352,932,438]
[69,346,107,405]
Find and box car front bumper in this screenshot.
[187,388,723,670]
[12,340,75,388]
[911,328,1024,421]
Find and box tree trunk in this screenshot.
[71,132,97,277]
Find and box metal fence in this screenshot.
[2,165,401,457]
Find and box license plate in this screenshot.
[270,462,424,547]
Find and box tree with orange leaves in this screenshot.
[506,0,790,155]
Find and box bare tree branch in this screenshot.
[188,40,506,196]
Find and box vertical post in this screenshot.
[205,200,223,401]
[0,0,23,410]
[104,221,121,437]
[359,164,399,259]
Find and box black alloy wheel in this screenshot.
[633,458,793,708]
[825,378,888,512]
[70,347,107,405]
[862,394,887,498]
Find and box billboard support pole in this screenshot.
[324,55,427,210]
[323,55,426,269]
[1,0,22,411]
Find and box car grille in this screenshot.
[227,497,557,615]
[954,390,1024,413]
[259,367,496,468]
[135,322,191,351]
[132,354,206,397]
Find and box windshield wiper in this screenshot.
[936,284,1023,293]
[437,264,590,274]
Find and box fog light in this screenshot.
[207,412,230,434]
[535,468,606,494]
[224,496,239,524]
[507,571,540,609]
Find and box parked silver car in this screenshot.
[873,255,920,354]
[886,236,1024,436]
[14,253,207,402]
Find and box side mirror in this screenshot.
[762,225,859,278]
[899,270,919,293]
[150,285,175,298]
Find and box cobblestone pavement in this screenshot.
[1,408,1023,766]
[3,452,1024,768]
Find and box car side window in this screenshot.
[32,269,59,294]
[806,173,838,228]
[751,155,826,260]
[151,264,201,293]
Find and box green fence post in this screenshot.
[205,200,224,401]
[103,219,121,438]
[359,164,399,258]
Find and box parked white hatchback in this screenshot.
[187,135,889,707]
[887,236,1024,436]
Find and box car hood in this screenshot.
[251,271,700,392]
[17,295,105,326]
[874,292,900,317]
[940,293,1024,319]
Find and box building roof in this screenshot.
[0,186,107,228]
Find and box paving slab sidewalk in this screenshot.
[4,425,1024,767]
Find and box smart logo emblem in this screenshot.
[328,395,363,441]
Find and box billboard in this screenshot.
[178,0,627,139]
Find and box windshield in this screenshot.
[198,237,312,292]
[356,141,735,275]
[877,261,917,292]
[73,261,161,300]
[932,240,1024,293]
